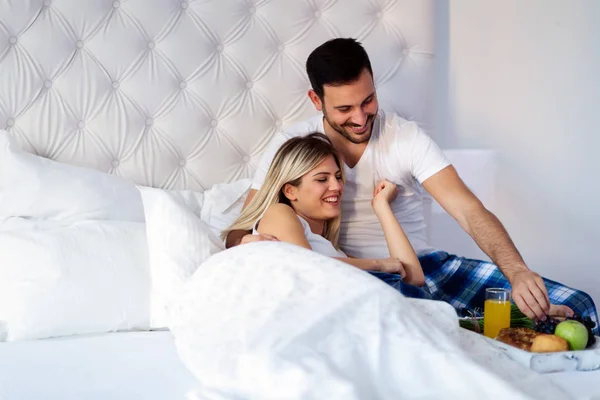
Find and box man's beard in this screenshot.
[323,108,376,145]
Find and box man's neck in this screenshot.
[322,117,369,169]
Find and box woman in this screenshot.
[222,133,424,286]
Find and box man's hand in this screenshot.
[376,257,407,278]
[509,270,551,320]
[240,233,279,245]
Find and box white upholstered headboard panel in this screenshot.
[0,0,434,190]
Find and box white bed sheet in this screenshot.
[0,330,598,400]
[0,331,197,400]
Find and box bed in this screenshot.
[0,331,197,399]
[1,0,599,399]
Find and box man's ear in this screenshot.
[282,183,298,201]
[307,89,323,112]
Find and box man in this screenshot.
[226,38,597,328]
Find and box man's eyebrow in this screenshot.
[333,92,375,110]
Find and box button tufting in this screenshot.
[216,44,224,52]
[376,11,383,19]
[43,0,51,6]
[242,155,250,162]
[248,6,256,14]
[6,118,15,127]
[246,81,253,89]
[76,40,84,49]
[112,1,120,8]
[180,1,188,9]
[111,160,120,168]
[314,10,321,18]
[277,44,285,52]
[179,159,186,167]
[8,36,17,45]
[112,81,120,89]
[44,80,53,89]
[275,119,282,128]
[211,119,218,127]
[179,81,187,89]
[147,41,155,49]
[145,118,154,126]
[77,120,85,129]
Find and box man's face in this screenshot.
[310,68,379,144]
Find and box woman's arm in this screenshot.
[256,203,312,250]
[372,180,425,286]
[334,257,407,274]
[259,203,410,277]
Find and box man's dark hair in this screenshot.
[306,38,373,99]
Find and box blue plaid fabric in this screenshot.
[369,250,599,335]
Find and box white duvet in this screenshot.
[169,242,572,400]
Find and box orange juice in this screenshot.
[483,299,511,338]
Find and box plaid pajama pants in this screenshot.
[370,250,599,336]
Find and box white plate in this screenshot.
[482,334,600,373]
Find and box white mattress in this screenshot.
[1,330,599,400]
[0,331,197,400]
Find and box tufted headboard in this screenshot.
[0,0,434,191]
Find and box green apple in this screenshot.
[555,320,589,350]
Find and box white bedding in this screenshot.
[0,331,197,400]
[169,241,583,400]
[0,331,598,400]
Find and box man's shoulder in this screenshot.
[377,110,438,148]
[263,114,323,149]
[379,110,423,136]
[282,114,324,137]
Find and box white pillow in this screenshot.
[138,187,225,328]
[0,218,150,342]
[0,130,144,222]
[200,179,252,238]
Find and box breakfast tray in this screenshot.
[481,334,600,373]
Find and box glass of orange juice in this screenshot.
[483,288,511,338]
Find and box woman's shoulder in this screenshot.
[262,203,297,219]
[259,203,303,230]
[257,203,310,248]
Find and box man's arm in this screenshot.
[422,165,551,320]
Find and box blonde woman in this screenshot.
[222,133,424,286]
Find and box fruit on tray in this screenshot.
[459,306,597,351]
[496,327,569,353]
[567,314,596,348]
[554,320,589,351]
[534,313,596,348]
[530,333,570,353]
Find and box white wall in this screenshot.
[433,1,600,303]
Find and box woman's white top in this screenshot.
[253,214,346,258]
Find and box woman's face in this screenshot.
[287,155,344,222]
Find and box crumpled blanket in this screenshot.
[168,241,572,400]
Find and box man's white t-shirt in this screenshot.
[251,110,450,259]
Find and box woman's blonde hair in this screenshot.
[221,132,345,247]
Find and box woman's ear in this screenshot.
[282,183,298,201]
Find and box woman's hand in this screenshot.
[376,257,407,278]
[372,179,399,206]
